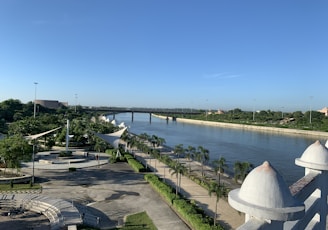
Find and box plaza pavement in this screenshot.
[19,149,244,229]
[21,152,189,230]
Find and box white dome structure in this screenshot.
[228,161,304,221]
[295,140,328,171]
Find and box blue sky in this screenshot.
[0,1,327,112]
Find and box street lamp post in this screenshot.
[75,93,78,112]
[32,82,38,184]
[32,142,35,184]
[33,82,38,118]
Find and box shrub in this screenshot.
[59,151,72,157]
[127,158,146,172]
[68,167,76,172]
[144,174,224,230]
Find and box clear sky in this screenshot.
[0,1,327,112]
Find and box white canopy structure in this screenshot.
[94,127,127,148]
[24,127,62,141]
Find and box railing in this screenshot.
[82,106,202,114]
[228,140,328,230]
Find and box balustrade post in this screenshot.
[228,161,304,229]
[295,140,328,230]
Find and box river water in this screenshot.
[112,113,327,186]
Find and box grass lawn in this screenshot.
[77,211,157,230]
[0,183,41,191]
[122,211,157,230]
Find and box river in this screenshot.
[111,113,327,186]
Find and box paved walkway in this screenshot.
[134,149,245,229]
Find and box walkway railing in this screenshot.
[228,140,328,230]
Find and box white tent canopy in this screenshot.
[24,127,62,141]
[94,127,127,148]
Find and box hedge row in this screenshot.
[144,174,177,204]
[125,153,147,172]
[144,174,224,230]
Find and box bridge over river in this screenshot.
[82,106,202,122]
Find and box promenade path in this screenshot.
[133,148,245,230]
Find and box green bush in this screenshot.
[124,153,151,172]
[145,174,176,204]
[59,151,72,157]
[144,174,224,230]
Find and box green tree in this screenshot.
[234,161,253,183]
[212,156,228,184]
[173,144,184,162]
[208,182,228,226]
[0,135,32,174]
[185,145,196,173]
[195,146,210,178]
[169,160,186,197]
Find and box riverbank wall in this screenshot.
[153,114,328,139]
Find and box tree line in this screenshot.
[174,108,328,132]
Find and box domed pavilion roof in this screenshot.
[295,140,328,171]
[228,161,304,221]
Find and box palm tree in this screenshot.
[150,135,158,148]
[173,144,184,163]
[169,160,186,196]
[234,161,253,183]
[156,137,166,147]
[208,182,228,226]
[212,156,228,184]
[139,133,150,143]
[196,146,210,178]
[185,145,195,173]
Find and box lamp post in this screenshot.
[75,93,78,112]
[32,82,38,184]
[281,107,284,119]
[32,141,35,184]
[33,82,38,118]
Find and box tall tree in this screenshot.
[185,145,196,173]
[234,161,253,183]
[169,160,186,197]
[208,182,228,226]
[212,156,228,184]
[173,144,184,163]
[195,146,210,178]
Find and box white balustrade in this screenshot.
[228,140,328,230]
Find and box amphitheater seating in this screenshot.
[0,194,82,230]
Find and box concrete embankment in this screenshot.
[153,114,328,139]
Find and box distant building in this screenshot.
[318,107,328,116]
[35,100,68,109]
[216,109,225,115]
